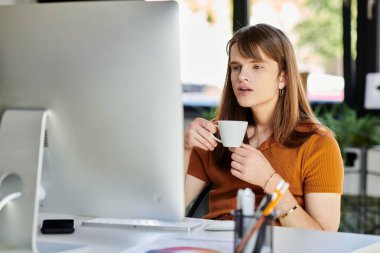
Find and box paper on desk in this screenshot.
[121,234,233,253]
[350,241,380,253]
[37,241,89,253]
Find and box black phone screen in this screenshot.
[41,219,75,234]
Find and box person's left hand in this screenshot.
[229,143,275,188]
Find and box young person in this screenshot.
[184,23,343,231]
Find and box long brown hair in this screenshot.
[213,23,321,169]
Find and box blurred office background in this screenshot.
[2,0,380,235]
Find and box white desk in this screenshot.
[38,213,380,253]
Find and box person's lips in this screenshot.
[237,85,253,94]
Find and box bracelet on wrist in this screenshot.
[263,171,277,193]
[278,204,299,222]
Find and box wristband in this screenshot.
[278,204,299,221]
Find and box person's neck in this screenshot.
[251,103,276,140]
[252,104,275,129]
[248,122,272,148]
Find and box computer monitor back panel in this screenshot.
[0,1,184,221]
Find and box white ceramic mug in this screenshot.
[211,120,248,147]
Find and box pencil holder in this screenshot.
[234,211,273,253]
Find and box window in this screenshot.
[250,0,345,103]
[174,0,232,108]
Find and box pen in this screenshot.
[252,210,278,253]
[252,221,266,253]
[255,194,271,216]
[236,181,289,253]
[255,180,285,216]
[237,216,265,253]
[262,182,289,216]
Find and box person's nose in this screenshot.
[238,68,249,82]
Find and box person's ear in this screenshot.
[278,72,286,89]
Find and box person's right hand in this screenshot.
[184,117,218,151]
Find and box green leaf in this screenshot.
[316,104,380,148]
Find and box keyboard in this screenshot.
[203,220,235,231]
[82,218,203,232]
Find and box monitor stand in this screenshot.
[0,110,47,253]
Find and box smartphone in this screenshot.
[41,219,75,234]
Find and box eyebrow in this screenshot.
[229,59,267,65]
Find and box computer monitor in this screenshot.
[0,1,184,221]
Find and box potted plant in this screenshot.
[316,103,380,191]
[316,104,380,151]
[316,103,380,234]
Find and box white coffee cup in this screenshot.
[211,120,248,147]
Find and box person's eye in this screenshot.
[231,65,241,71]
[253,65,263,70]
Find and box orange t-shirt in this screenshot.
[187,127,344,220]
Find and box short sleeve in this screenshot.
[302,132,344,194]
[187,148,211,183]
